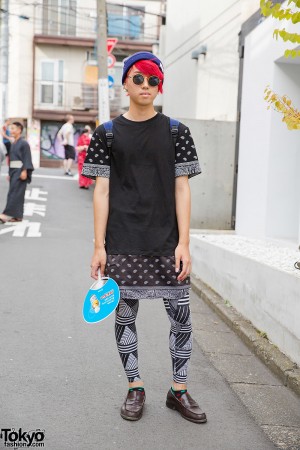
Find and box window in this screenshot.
[42,0,76,36]
[40,60,64,107]
[107,4,144,40]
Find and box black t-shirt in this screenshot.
[82,113,201,256]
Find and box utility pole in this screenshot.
[97,0,109,124]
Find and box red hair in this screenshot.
[133,60,164,94]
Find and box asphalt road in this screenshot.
[0,168,277,450]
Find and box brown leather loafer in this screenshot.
[120,389,146,421]
[166,389,207,424]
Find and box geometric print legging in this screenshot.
[115,293,192,383]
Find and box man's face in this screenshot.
[10,124,22,139]
[124,65,159,106]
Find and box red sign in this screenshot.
[107,38,118,54]
[107,54,116,68]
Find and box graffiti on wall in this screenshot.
[27,119,41,168]
[40,122,86,160]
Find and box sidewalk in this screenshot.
[0,169,299,449]
[190,286,300,450]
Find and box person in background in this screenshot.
[1,118,12,163]
[0,136,6,170]
[57,114,75,176]
[0,122,34,223]
[76,125,93,189]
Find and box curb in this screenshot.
[191,274,300,397]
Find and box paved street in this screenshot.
[0,168,299,450]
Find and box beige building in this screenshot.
[1,0,165,166]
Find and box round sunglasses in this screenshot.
[128,73,160,87]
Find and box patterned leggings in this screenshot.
[115,293,192,383]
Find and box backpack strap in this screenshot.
[103,118,178,149]
[102,120,114,149]
[169,118,179,146]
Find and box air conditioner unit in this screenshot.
[72,96,87,111]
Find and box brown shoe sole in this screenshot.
[166,399,207,424]
[120,410,143,421]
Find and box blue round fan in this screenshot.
[82,276,120,323]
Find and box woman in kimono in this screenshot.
[76,126,93,189]
[0,122,34,223]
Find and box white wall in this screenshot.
[190,234,300,366]
[163,0,260,121]
[7,1,35,119]
[236,3,300,243]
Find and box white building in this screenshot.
[162,0,260,230]
[162,0,260,121]
[236,3,300,245]
[188,1,300,366]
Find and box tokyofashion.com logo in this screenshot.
[0,428,45,448]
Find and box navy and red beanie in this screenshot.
[122,51,164,84]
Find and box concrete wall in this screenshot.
[190,234,300,366]
[163,0,260,121]
[182,118,236,229]
[236,1,300,243]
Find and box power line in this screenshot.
[164,0,240,61]
[9,0,165,18]
[6,0,163,36]
[106,2,165,18]
[0,7,30,19]
[165,12,241,69]
[0,8,160,39]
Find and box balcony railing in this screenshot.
[34,4,160,42]
[34,80,128,114]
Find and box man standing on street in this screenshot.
[82,52,207,424]
[58,114,75,176]
[0,122,34,223]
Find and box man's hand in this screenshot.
[175,243,192,281]
[90,247,107,280]
[20,169,27,181]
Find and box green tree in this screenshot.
[261,0,300,57]
[261,0,300,128]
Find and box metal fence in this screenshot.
[34,80,127,114]
[34,3,160,42]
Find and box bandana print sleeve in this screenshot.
[81,125,110,179]
[174,123,202,178]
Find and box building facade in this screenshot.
[162,0,260,121]
[162,0,260,230]
[1,0,165,167]
[235,0,300,245]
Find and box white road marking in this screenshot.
[24,203,47,217]
[0,220,42,237]
[25,188,48,202]
[1,172,79,181]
